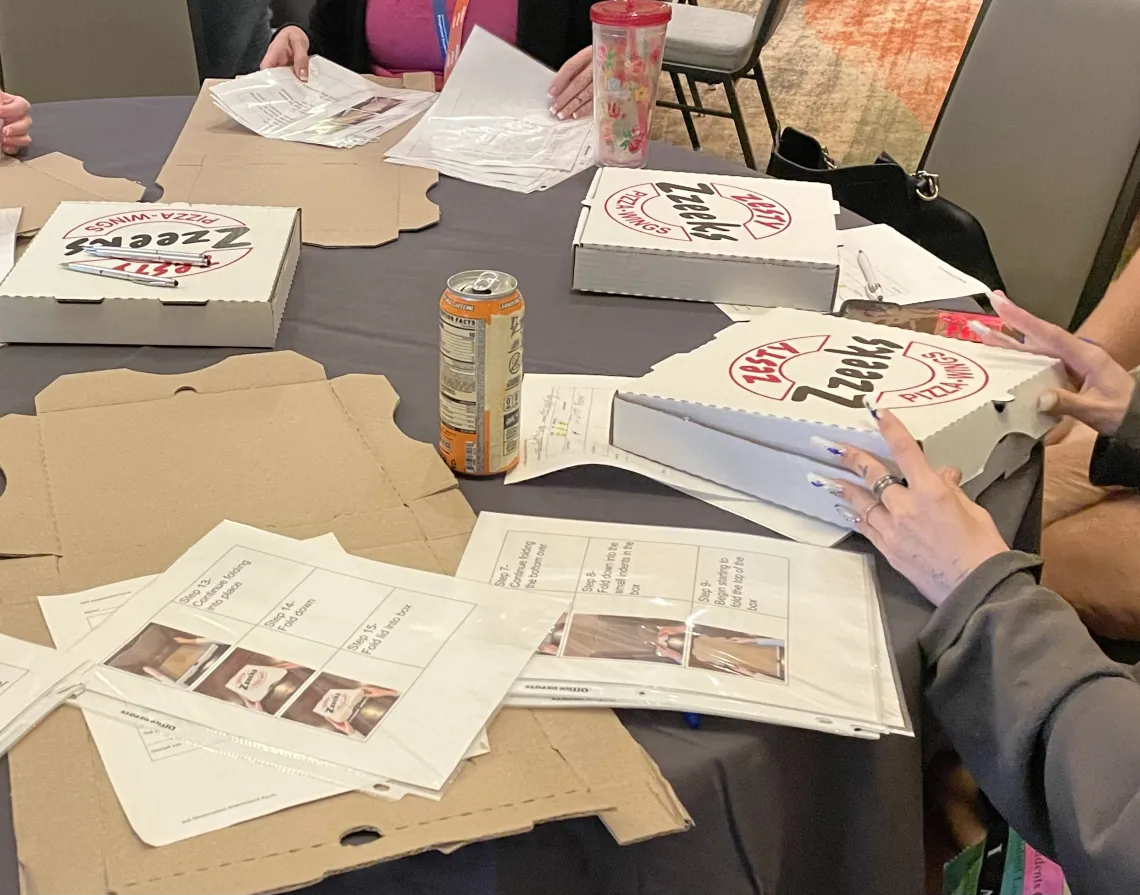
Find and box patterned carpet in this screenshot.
[652,0,983,170]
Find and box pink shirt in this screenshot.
[365,0,519,89]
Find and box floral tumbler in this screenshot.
[591,0,672,168]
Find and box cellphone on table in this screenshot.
[833,300,1021,344]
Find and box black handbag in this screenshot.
[767,127,1006,292]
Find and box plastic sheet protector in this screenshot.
[67,521,567,793]
[457,514,910,738]
[0,631,86,758]
[38,535,492,845]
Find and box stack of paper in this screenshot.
[386,28,594,193]
[457,513,910,739]
[210,57,437,149]
[0,522,567,845]
[718,223,991,321]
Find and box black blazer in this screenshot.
[300,0,595,74]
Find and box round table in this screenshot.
[0,97,1044,895]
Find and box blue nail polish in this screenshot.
[807,473,843,495]
[810,436,846,457]
[684,713,702,729]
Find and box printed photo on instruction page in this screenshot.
[457,513,906,737]
[67,521,567,792]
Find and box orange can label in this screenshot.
[439,271,524,476]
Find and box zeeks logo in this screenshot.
[728,333,990,409]
[603,179,792,242]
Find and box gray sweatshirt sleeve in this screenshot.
[920,553,1140,893]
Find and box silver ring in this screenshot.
[870,474,906,500]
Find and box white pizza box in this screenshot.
[0,201,300,346]
[611,308,1068,527]
[572,167,839,309]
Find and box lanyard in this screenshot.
[430,0,472,82]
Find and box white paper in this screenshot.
[39,534,492,846]
[508,375,845,547]
[386,28,594,193]
[0,632,86,758]
[0,207,18,284]
[210,57,436,149]
[718,224,990,321]
[69,521,567,793]
[457,513,905,737]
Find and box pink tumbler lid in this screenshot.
[590,0,672,28]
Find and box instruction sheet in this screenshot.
[68,521,567,792]
[38,536,490,845]
[211,56,436,149]
[0,631,85,758]
[509,374,845,546]
[386,28,593,193]
[457,513,906,737]
[719,223,990,319]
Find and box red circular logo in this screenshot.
[604,180,793,242]
[729,333,990,409]
[62,209,254,279]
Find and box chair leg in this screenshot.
[723,78,756,169]
[669,71,701,151]
[685,74,704,117]
[753,63,780,144]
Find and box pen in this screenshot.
[856,250,883,301]
[60,262,180,288]
[83,246,212,267]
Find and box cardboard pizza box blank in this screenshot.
[156,75,439,249]
[611,308,1067,527]
[572,168,839,309]
[0,352,689,895]
[0,201,299,347]
[0,153,146,237]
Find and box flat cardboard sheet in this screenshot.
[157,76,441,248]
[0,153,146,237]
[0,352,689,895]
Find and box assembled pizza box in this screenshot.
[0,201,300,347]
[572,168,839,310]
[610,308,1068,528]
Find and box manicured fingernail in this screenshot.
[557,111,567,120]
[810,436,846,457]
[864,396,880,420]
[807,473,844,495]
[989,290,1013,308]
[966,320,990,339]
[1038,391,1058,413]
[835,505,860,525]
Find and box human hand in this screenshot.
[548,47,593,121]
[819,410,1009,607]
[976,292,1136,436]
[260,25,311,81]
[1043,421,1115,527]
[1,92,32,155]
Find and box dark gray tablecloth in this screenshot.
[0,98,1044,895]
